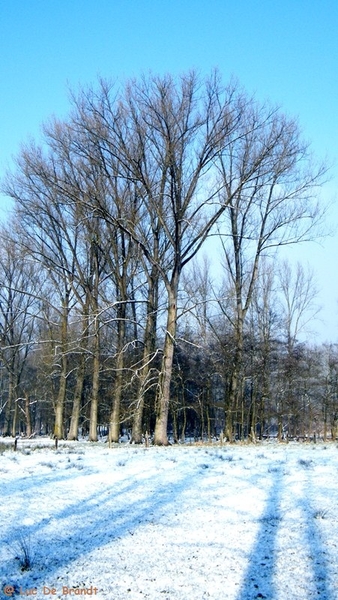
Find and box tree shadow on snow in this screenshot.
[1,455,204,595]
[235,469,282,600]
[297,474,333,600]
[236,463,332,600]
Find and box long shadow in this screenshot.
[0,467,84,498]
[1,451,207,596]
[298,468,333,600]
[236,459,334,600]
[235,468,282,600]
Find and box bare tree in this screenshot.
[72,71,245,444]
[278,260,319,351]
[0,227,41,435]
[276,260,320,438]
[216,101,326,440]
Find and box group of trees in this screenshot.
[0,70,332,444]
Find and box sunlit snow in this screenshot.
[1,439,337,599]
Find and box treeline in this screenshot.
[0,70,331,444]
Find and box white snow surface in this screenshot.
[1,439,338,599]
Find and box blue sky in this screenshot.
[0,0,337,341]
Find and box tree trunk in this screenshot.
[172,404,179,443]
[53,298,69,440]
[11,396,18,437]
[180,405,187,442]
[68,352,86,441]
[89,242,100,443]
[89,318,100,442]
[68,311,89,441]
[227,335,243,442]
[109,350,124,443]
[109,304,126,444]
[3,369,15,436]
[25,394,32,437]
[131,271,158,443]
[154,283,178,445]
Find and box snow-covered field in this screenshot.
[1,439,338,600]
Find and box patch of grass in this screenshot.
[39,461,56,469]
[217,453,234,462]
[268,465,280,473]
[0,441,9,454]
[65,446,84,455]
[259,514,282,527]
[14,535,35,571]
[298,458,313,469]
[314,508,330,520]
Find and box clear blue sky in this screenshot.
[0,0,337,341]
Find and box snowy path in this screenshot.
[0,441,338,599]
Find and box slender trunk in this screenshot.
[89,241,100,443]
[109,304,126,444]
[3,369,15,436]
[227,319,243,442]
[180,405,187,442]
[172,403,179,443]
[249,396,256,443]
[54,298,69,439]
[25,394,32,437]
[131,271,158,443]
[131,379,146,444]
[54,356,67,439]
[278,418,283,441]
[200,397,205,442]
[323,400,328,442]
[68,310,89,441]
[68,352,86,441]
[207,409,211,442]
[154,281,178,446]
[108,346,124,444]
[11,395,18,437]
[259,350,270,439]
[89,315,100,442]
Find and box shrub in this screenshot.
[14,535,35,571]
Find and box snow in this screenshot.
[1,439,338,599]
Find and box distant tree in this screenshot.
[0,227,41,435]
[245,259,280,439]
[216,102,326,440]
[276,260,320,438]
[320,344,338,440]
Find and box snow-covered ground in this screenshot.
[1,439,338,600]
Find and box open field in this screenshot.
[1,439,338,599]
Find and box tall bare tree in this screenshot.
[216,102,326,440]
[276,260,320,438]
[73,71,246,444]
